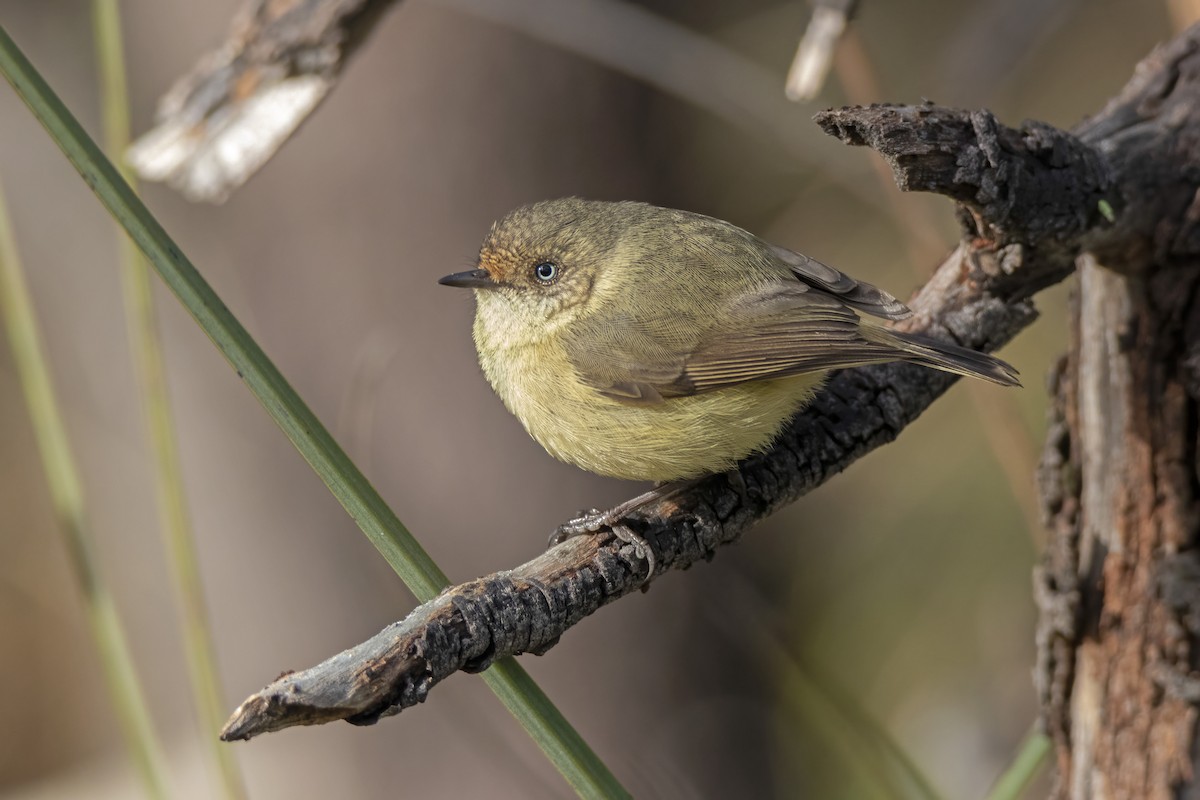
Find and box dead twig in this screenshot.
[128,0,400,202]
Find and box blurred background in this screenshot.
[0,0,1178,797]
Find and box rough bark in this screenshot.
[222,25,1200,785]
[1034,28,1200,800]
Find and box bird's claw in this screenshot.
[548,508,606,546]
[548,509,656,582]
[611,523,656,581]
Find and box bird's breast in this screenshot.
[475,330,821,482]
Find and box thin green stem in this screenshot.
[90,3,246,798]
[0,23,627,800]
[984,727,1051,800]
[0,177,169,797]
[481,660,630,798]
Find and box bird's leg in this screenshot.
[551,486,674,541]
[549,480,699,580]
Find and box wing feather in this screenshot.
[767,244,912,320]
[565,282,907,404]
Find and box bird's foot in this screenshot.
[549,508,608,545]
[545,481,703,582]
[549,502,659,582]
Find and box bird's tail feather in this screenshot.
[863,327,1020,387]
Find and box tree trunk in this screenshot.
[1036,28,1200,791]
[1040,253,1200,798]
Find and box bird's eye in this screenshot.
[533,262,558,283]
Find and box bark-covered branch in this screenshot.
[222,24,1200,742]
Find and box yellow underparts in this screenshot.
[480,339,821,482]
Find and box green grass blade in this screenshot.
[984,727,1051,800]
[0,23,628,799]
[482,660,631,799]
[90,2,247,798]
[0,176,170,798]
[0,24,448,602]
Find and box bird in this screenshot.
[440,198,1018,574]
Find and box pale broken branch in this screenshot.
[785,0,858,102]
[128,0,400,202]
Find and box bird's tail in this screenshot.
[862,326,1021,387]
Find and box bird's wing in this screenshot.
[563,282,911,404]
[766,244,912,320]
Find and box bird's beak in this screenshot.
[438,268,497,289]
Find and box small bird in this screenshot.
[440,199,1018,569]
